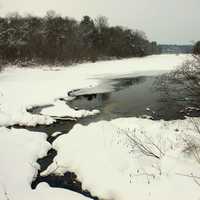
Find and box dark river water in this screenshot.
[68,75,200,121]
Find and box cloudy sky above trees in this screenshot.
[0,0,199,44]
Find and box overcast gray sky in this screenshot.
[0,0,199,44]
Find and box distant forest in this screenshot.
[0,11,161,65]
[159,44,193,54]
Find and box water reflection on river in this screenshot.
[68,75,200,121]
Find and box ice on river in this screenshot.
[0,54,189,126]
[0,54,198,200]
[41,100,100,118]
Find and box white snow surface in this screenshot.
[0,54,189,126]
[0,54,198,200]
[43,117,200,200]
[41,100,100,118]
[0,105,55,127]
[0,127,89,200]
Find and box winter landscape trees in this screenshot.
[0,11,160,65]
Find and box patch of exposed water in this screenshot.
[68,75,200,121]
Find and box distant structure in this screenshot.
[159,44,193,54]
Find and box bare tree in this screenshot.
[155,55,200,113]
[193,41,200,55]
[172,56,200,104]
[95,15,109,31]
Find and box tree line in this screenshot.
[0,11,161,65]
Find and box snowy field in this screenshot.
[1,54,200,200]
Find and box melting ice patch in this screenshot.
[41,100,100,118]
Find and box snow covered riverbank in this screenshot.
[42,117,200,200]
[0,127,90,200]
[0,54,199,200]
